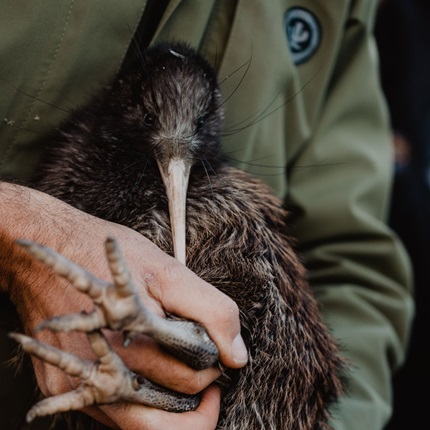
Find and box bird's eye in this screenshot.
[143,113,155,126]
[196,116,207,131]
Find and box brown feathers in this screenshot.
[28,42,345,429]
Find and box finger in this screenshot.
[101,384,221,430]
[147,257,248,369]
[16,239,108,299]
[110,332,222,395]
[9,332,92,379]
[26,386,95,422]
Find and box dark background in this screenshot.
[375,0,430,428]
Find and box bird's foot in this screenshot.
[10,237,219,420]
[9,330,200,422]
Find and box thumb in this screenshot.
[148,255,248,369]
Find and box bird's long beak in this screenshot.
[157,158,190,266]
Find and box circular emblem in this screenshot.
[285,7,321,65]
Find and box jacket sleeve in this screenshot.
[286,4,414,429]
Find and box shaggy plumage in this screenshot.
[22,42,345,429]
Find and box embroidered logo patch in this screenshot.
[285,7,321,65]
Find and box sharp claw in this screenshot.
[11,329,200,417]
[16,237,152,337]
[26,386,94,422]
[13,236,217,419]
[19,237,219,370]
[16,238,106,298]
[9,332,92,379]
[35,310,104,334]
[105,236,137,298]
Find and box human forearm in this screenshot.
[0,181,247,429]
[1,179,247,364]
[0,182,111,328]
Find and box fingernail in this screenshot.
[231,334,248,364]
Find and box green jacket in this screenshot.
[0,1,413,429]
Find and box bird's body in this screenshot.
[20,42,344,429]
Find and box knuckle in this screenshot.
[160,257,184,286]
[149,257,183,304]
[177,370,205,394]
[211,293,240,328]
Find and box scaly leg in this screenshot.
[17,237,218,370]
[9,330,200,422]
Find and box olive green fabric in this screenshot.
[0,1,413,429]
[0,0,146,181]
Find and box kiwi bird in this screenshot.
[11,42,345,429]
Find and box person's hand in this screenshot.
[1,183,248,429]
[87,385,223,429]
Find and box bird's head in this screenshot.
[107,42,224,265]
